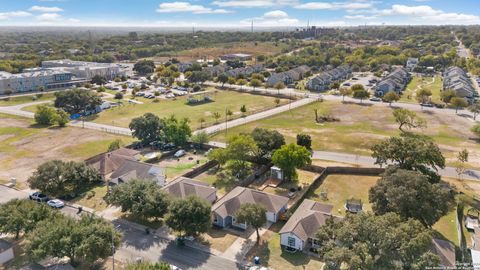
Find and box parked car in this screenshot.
[369,97,382,102]
[343,83,351,87]
[421,103,434,107]
[29,192,48,202]
[174,149,186,158]
[47,199,65,208]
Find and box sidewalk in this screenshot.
[221,223,272,262]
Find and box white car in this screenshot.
[47,199,65,208]
[174,150,186,158]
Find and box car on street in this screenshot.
[47,199,65,208]
[174,149,186,158]
[369,97,382,102]
[421,103,434,107]
[29,192,48,202]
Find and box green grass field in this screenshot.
[400,75,443,104]
[88,90,288,130]
[0,93,55,106]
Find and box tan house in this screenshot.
[162,177,217,204]
[85,147,140,177]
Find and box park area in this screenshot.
[400,75,443,104]
[211,100,480,168]
[0,93,55,106]
[87,90,289,130]
[0,113,133,186]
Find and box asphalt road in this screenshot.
[0,185,28,203]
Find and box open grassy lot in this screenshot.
[88,90,288,130]
[0,93,55,106]
[211,100,480,167]
[309,174,379,216]
[400,75,443,104]
[246,222,324,270]
[0,115,133,184]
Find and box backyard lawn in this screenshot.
[309,174,379,216]
[0,93,55,106]
[211,100,480,168]
[87,90,288,130]
[400,75,443,104]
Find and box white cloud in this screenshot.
[295,1,374,10]
[36,13,62,21]
[241,10,298,26]
[213,0,298,8]
[29,5,64,12]
[156,2,231,14]
[0,11,32,20]
[344,14,377,20]
[378,4,480,24]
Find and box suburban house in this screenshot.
[109,159,166,186]
[0,239,14,265]
[162,177,217,204]
[471,227,480,267]
[279,199,340,251]
[443,66,476,99]
[211,187,289,230]
[431,238,456,268]
[266,65,311,87]
[203,65,229,77]
[306,65,352,91]
[225,65,263,79]
[375,67,410,96]
[85,147,140,177]
[406,58,419,71]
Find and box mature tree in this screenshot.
[450,97,468,113]
[249,79,262,90]
[0,199,55,239]
[235,203,267,243]
[26,214,122,266]
[217,73,228,87]
[54,89,102,115]
[382,91,400,106]
[251,73,264,81]
[352,88,370,103]
[165,196,211,237]
[371,133,445,182]
[251,128,285,158]
[472,124,480,139]
[106,179,170,220]
[188,71,211,84]
[416,88,432,104]
[162,115,192,146]
[316,213,439,270]
[227,76,236,85]
[392,108,426,131]
[339,87,352,102]
[440,89,457,104]
[272,143,311,181]
[107,139,123,152]
[207,148,230,168]
[369,166,451,227]
[274,82,286,94]
[296,133,312,149]
[351,84,365,91]
[226,134,258,162]
[129,113,164,145]
[91,75,107,85]
[114,92,124,100]
[126,262,171,270]
[34,105,59,126]
[191,131,209,146]
[469,101,480,120]
[56,109,69,127]
[237,79,247,90]
[133,60,155,75]
[28,160,102,198]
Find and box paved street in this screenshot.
[0,185,28,203]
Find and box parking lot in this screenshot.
[341,72,379,92]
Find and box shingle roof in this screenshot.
[0,239,12,253]
[431,238,456,267]
[85,147,139,176]
[212,187,289,218]
[162,177,217,203]
[279,199,340,242]
[109,159,165,184]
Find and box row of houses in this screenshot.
[306,65,352,91]
[375,67,411,96]
[266,65,311,87]
[443,66,477,99]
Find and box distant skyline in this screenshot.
[0,0,479,27]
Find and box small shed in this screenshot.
[270,166,284,181]
[465,208,480,231]
[345,198,363,214]
[0,239,14,265]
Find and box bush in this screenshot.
[34,105,58,126]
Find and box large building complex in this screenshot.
[0,59,126,95]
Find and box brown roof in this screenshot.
[431,238,456,267]
[85,147,139,176]
[279,199,340,242]
[109,159,165,184]
[212,187,289,218]
[162,177,217,203]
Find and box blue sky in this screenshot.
[0,0,479,27]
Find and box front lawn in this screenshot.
[199,227,241,253]
[70,184,109,212]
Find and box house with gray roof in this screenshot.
[109,159,165,186]
[375,67,410,96]
[431,238,456,268]
[266,65,310,87]
[443,66,476,99]
[212,187,289,230]
[225,65,263,78]
[279,199,341,251]
[162,177,217,204]
[85,147,140,177]
[306,65,352,91]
